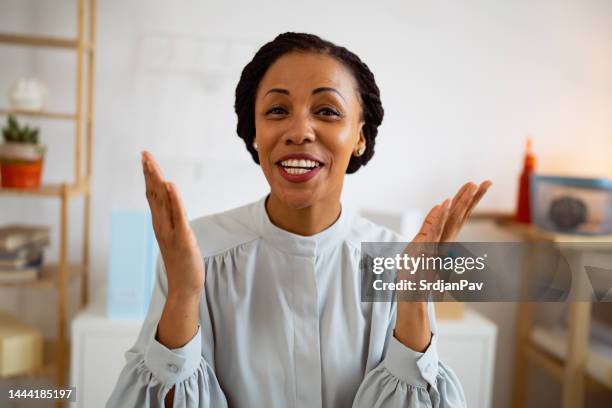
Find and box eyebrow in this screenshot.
[264,87,346,102]
[313,87,346,102]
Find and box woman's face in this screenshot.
[254,51,365,210]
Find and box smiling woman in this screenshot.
[107,32,490,408]
[235,33,385,236]
[251,50,370,234]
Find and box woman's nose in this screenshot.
[282,114,315,145]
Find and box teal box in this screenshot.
[107,210,158,319]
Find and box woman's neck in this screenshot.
[265,193,341,236]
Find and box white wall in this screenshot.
[1,0,612,406]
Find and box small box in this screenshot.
[0,310,43,378]
[531,175,612,235]
[434,302,465,320]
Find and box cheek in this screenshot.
[322,125,358,169]
[254,119,279,155]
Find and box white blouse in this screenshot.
[106,194,466,407]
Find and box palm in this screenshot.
[142,151,205,299]
[413,180,492,244]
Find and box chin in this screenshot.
[274,186,320,209]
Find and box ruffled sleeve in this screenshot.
[105,254,228,408]
[352,302,466,407]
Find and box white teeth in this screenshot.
[285,167,311,175]
[280,159,320,168]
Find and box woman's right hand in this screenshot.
[142,150,205,302]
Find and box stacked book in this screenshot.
[0,224,50,284]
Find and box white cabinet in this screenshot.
[70,301,141,408]
[71,302,496,408]
[436,310,497,408]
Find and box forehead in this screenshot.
[257,51,358,97]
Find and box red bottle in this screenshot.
[515,138,536,223]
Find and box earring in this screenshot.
[253,141,258,150]
[354,145,366,157]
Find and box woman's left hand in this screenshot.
[393,180,492,352]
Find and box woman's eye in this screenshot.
[266,107,287,115]
[316,107,341,117]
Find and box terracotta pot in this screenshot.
[0,143,46,188]
[0,159,44,188]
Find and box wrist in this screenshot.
[397,301,428,318]
[158,294,200,349]
[394,302,431,352]
[166,291,201,307]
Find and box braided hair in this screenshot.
[234,32,384,174]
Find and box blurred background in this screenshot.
[0,0,611,407]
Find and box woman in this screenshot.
[107,32,491,407]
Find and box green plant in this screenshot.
[2,115,40,144]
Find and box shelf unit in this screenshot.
[0,1,96,405]
[0,108,78,121]
[474,213,612,408]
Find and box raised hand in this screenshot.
[394,180,492,352]
[142,150,205,299]
[141,150,204,352]
[413,180,492,244]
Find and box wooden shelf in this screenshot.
[497,218,612,244]
[0,32,93,51]
[0,182,89,198]
[525,341,611,392]
[0,263,83,289]
[471,212,612,244]
[0,2,96,401]
[0,108,77,121]
[489,214,612,408]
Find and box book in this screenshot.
[0,224,50,252]
[0,255,43,284]
[0,246,44,269]
[0,268,39,284]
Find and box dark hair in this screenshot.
[234,32,384,174]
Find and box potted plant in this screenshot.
[0,115,46,188]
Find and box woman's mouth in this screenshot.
[276,158,324,183]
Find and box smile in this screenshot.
[275,156,324,183]
[279,159,321,174]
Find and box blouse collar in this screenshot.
[253,193,352,257]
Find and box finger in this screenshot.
[462,180,492,224]
[143,151,166,186]
[450,182,474,209]
[414,199,450,242]
[447,182,477,226]
[142,151,171,237]
[142,152,160,219]
[442,183,477,241]
[435,199,451,241]
[453,182,477,219]
[166,181,190,233]
[406,200,449,289]
[413,204,441,242]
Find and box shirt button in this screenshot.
[168,363,179,373]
